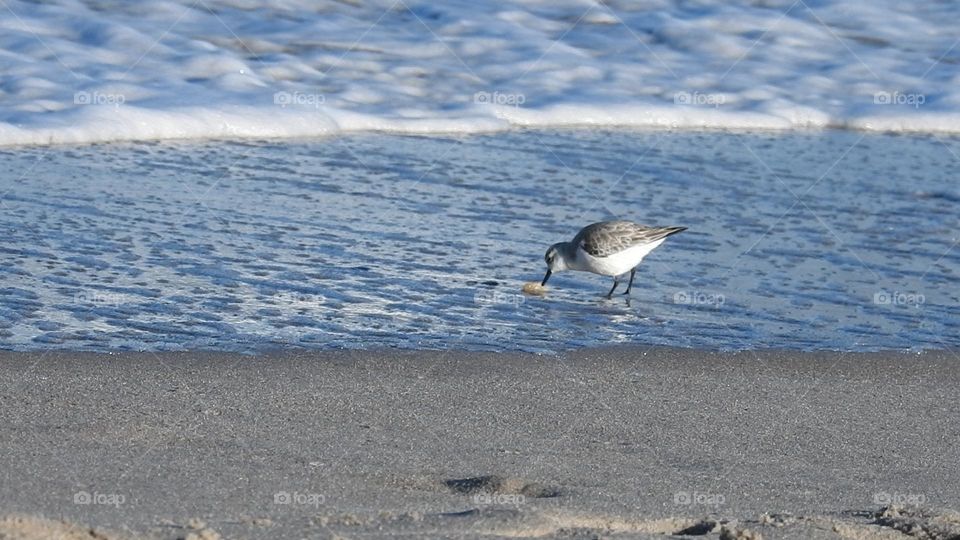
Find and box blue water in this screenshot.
[0,130,956,353]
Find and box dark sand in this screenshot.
[1,347,958,539]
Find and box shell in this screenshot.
[522,282,547,295]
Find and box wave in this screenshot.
[1,0,957,145]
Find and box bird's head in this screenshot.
[541,242,570,285]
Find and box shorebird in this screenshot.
[540,221,686,298]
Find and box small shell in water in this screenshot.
[522,282,547,295]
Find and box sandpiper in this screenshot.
[541,220,686,298]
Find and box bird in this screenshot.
[540,220,686,298]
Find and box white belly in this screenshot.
[574,239,665,276]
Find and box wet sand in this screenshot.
[1,347,958,539]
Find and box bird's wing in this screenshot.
[576,221,686,258]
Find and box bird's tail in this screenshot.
[655,226,687,241]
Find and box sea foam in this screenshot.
[1,0,958,145]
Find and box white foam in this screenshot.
[0,0,957,145]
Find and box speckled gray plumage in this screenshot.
[573,221,686,258]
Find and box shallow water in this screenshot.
[0,130,957,353]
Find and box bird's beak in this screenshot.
[540,269,552,286]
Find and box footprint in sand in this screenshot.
[443,475,561,498]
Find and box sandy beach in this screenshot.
[1,347,957,539]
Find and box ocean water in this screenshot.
[1,1,957,353]
[1,130,956,353]
[2,0,960,145]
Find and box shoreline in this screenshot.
[1,347,957,538]
[0,124,956,150]
[0,341,951,357]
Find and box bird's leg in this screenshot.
[606,278,619,298]
[622,268,636,295]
